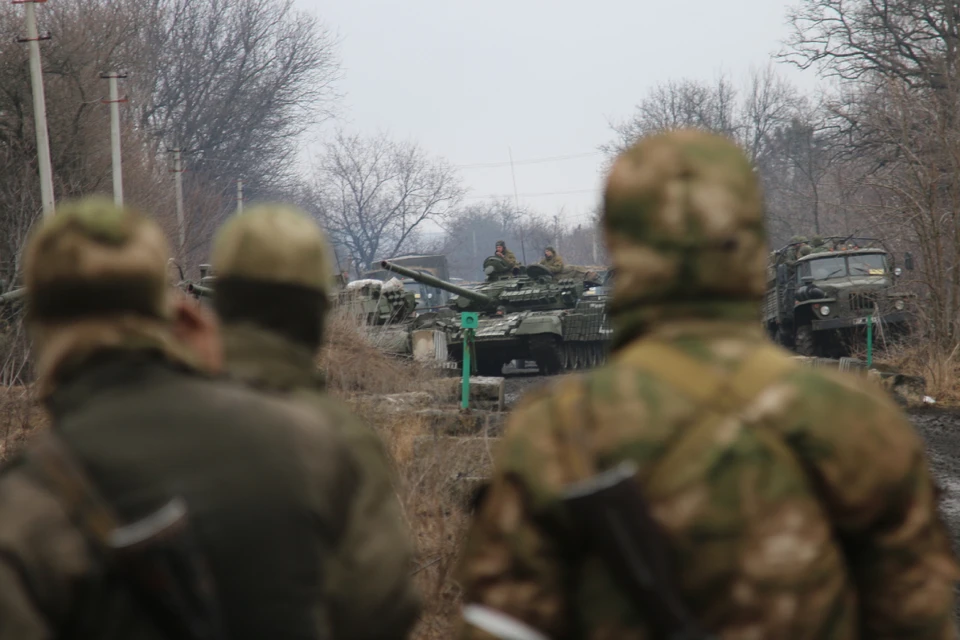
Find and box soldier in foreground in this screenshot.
[457,131,959,639]
[210,205,420,640]
[538,246,564,274]
[0,198,360,640]
[494,240,519,266]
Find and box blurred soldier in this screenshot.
[810,235,830,255]
[210,205,420,640]
[456,131,958,639]
[0,197,360,640]
[494,240,518,267]
[538,246,564,275]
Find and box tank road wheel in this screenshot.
[589,344,601,368]
[560,344,572,371]
[530,335,563,376]
[474,356,503,377]
[568,343,581,370]
[795,325,818,358]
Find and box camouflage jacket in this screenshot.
[222,323,421,640]
[457,320,959,639]
[538,254,565,275]
[497,249,519,267]
[0,345,359,640]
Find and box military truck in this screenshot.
[362,254,452,311]
[380,256,610,376]
[764,237,914,357]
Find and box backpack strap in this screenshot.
[613,341,797,496]
[617,341,795,409]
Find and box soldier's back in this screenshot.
[0,352,357,640]
[461,325,957,638]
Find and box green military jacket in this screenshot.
[0,347,359,640]
[497,249,519,267]
[222,323,421,640]
[538,254,564,275]
[457,320,959,639]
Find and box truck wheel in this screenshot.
[796,325,817,357]
[776,326,795,349]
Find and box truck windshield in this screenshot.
[805,256,847,280]
[847,253,888,275]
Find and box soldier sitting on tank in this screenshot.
[494,240,518,267]
[538,246,564,274]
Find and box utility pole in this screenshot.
[508,146,527,263]
[169,148,185,254]
[100,72,127,207]
[592,228,598,264]
[236,179,243,214]
[15,0,55,218]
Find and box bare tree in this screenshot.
[604,67,801,164]
[309,131,464,273]
[781,0,960,89]
[131,0,340,192]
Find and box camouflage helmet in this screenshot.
[794,235,808,244]
[23,196,172,322]
[602,129,766,312]
[212,204,332,293]
[799,245,813,257]
[811,235,824,247]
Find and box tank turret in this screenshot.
[380,257,584,314]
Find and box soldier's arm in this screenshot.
[457,395,573,640]
[0,464,92,640]
[782,374,959,638]
[324,409,421,640]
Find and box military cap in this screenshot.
[23,196,171,321]
[495,240,506,247]
[544,246,555,253]
[212,205,332,293]
[602,129,766,311]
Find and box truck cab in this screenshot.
[765,239,913,357]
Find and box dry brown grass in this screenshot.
[869,340,960,405]
[322,307,482,638]
[0,384,46,462]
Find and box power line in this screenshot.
[463,188,597,201]
[456,151,601,170]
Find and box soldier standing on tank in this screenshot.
[538,246,564,275]
[494,240,519,267]
[209,205,420,640]
[0,197,363,640]
[456,130,958,639]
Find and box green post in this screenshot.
[461,312,479,410]
[866,311,873,368]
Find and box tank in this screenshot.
[380,256,611,376]
[179,272,419,356]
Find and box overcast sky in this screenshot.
[295,0,819,233]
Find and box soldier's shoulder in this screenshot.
[0,458,92,577]
[783,363,906,414]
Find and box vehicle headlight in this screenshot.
[819,305,831,316]
[895,299,905,311]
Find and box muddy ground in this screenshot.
[910,408,960,544]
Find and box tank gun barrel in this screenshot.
[187,283,213,298]
[380,260,493,305]
[0,287,27,306]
